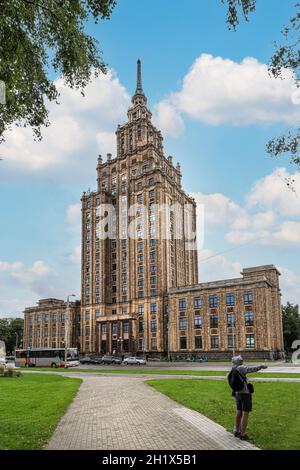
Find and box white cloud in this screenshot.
[0,259,56,298]
[1,70,130,182]
[155,54,300,134]
[190,192,244,228]
[66,203,81,227]
[279,267,300,305]
[69,245,81,265]
[153,101,185,137]
[247,167,300,217]
[226,220,300,246]
[198,249,242,282]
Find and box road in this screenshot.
[77,360,300,374]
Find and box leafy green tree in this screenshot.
[0,0,116,142]
[282,302,300,353]
[0,317,24,354]
[222,0,300,168]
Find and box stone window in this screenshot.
[209,295,218,308]
[137,279,144,286]
[139,320,144,332]
[123,322,129,333]
[227,313,235,327]
[138,291,144,299]
[178,298,186,310]
[228,335,236,348]
[179,317,187,330]
[137,266,144,274]
[150,276,156,285]
[194,315,202,328]
[151,320,157,332]
[246,334,255,348]
[195,336,203,349]
[85,326,90,336]
[151,303,157,313]
[210,336,219,349]
[194,297,201,308]
[244,291,253,305]
[210,314,218,329]
[245,311,254,326]
[138,304,144,314]
[226,293,235,306]
[150,264,156,271]
[112,323,117,334]
[180,337,187,349]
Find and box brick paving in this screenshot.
[46,374,257,450]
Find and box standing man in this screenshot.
[230,355,268,441]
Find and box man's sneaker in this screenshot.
[240,434,250,441]
[234,431,241,438]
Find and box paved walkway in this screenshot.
[46,375,257,450]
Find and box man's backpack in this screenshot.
[228,368,245,394]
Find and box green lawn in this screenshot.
[147,379,300,450]
[0,374,82,450]
[28,367,300,379]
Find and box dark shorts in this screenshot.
[235,393,252,412]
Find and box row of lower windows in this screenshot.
[179,334,255,350]
[178,291,253,310]
[179,312,254,329]
[28,312,66,323]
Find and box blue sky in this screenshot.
[0,0,299,316]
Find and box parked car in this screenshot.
[123,357,146,366]
[101,355,122,365]
[80,356,102,365]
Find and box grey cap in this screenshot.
[232,355,243,365]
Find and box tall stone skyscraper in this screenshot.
[81,60,198,354]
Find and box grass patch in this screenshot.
[0,374,81,450]
[27,368,300,379]
[147,379,300,450]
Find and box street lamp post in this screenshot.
[232,316,236,357]
[64,294,76,367]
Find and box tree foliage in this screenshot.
[282,302,300,354]
[0,317,24,354]
[0,0,116,142]
[222,0,300,167]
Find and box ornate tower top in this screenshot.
[136,59,143,94]
[131,59,147,107]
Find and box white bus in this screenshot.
[15,348,79,368]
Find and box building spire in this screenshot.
[136,59,143,94]
[131,58,148,109]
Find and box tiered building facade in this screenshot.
[23,61,284,359]
[79,61,284,359]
